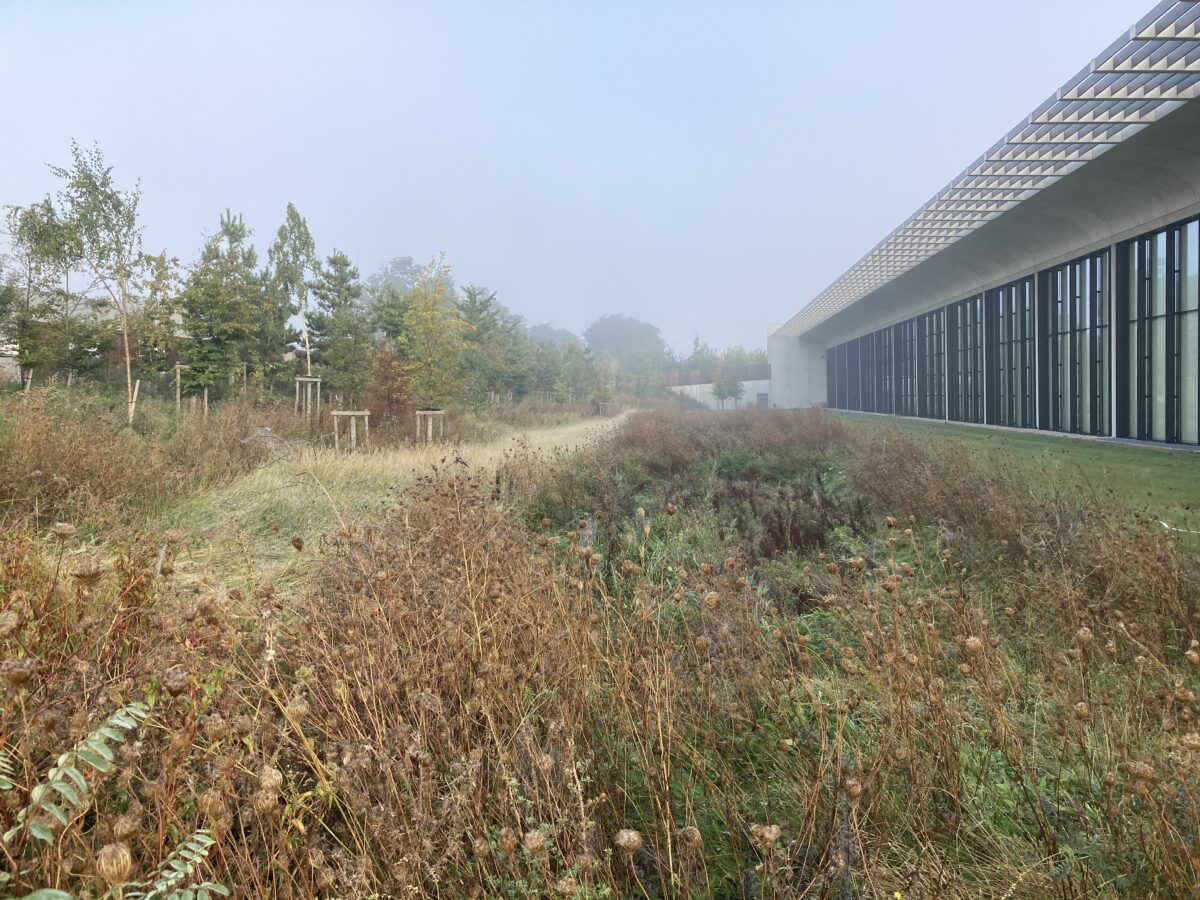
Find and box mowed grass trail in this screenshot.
[164,415,622,591]
[837,410,1200,526]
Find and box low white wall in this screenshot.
[668,379,771,410]
[0,355,19,384]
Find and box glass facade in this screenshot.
[947,295,984,423]
[987,277,1035,428]
[822,212,1199,446]
[1117,217,1200,444]
[917,309,945,419]
[1040,252,1110,436]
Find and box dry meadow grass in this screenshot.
[1,398,1198,898]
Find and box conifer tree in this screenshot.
[310,250,370,404]
[180,211,262,398]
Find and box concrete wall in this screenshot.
[668,379,771,410]
[767,333,825,409]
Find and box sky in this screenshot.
[0,0,1154,353]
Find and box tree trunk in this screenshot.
[121,300,135,425]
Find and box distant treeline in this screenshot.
[0,142,763,419]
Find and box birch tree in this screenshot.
[49,142,153,422]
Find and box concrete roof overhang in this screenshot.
[776,0,1200,344]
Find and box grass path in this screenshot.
[165,415,623,593]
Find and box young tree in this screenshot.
[397,256,471,408]
[268,203,317,373]
[49,142,156,422]
[134,250,183,378]
[713,366,745,409]
[2,198,113,382]
[180,211,263,398]
[310,250,370,404]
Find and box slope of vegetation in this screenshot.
[1,404,1198,898]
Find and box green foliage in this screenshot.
[396,256,472,408]
[125,829,228,900]
[309,250,370,403]
[2,703,149,847]
[181,212,264,395]
[46,141,159,420]
[267,202,316,372]
[712,365,745,407]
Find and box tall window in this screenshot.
[1119,217,1200,443]
[947,295,984,423]
[917,309,945,419]
[1043,251,1110,436]
[874,328,894,415]
[895,318,918,416]
[859,334,875,411]
[989,277,1034,428]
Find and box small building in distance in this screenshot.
[668,363,771,409]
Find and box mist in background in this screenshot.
[0,0,1150,350]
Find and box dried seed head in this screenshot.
[258,764,284,794]
[161,668,190,698]
[70,559,105,584]
[702,592,720,610]
[0,657,38,689]
[200,714,229,743]
[112,812,140,842]
[885,516,897,529]
[964,636,984,655]
[675,825,703,850]
[96,842,133,887]
[1075,626,1094,646]
[615,828,642,855]
[51,522,77,540]
[291,536,304,552]
[1126,761,1155,781]
[252,789,277,814]
[665,502,677,516]
[523,828,548,855]
[498,827,518,856]
[844,777,863,800]
[826,562,839,575]
[164,529,185,545]
[749,823,782,849]
[1073,702,1091,721]
[286,696,310,721]
[1181,732,1200,752]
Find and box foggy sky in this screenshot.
[1,0,1151,352]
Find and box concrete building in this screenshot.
[769,0,1200,445]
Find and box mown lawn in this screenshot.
[836,410,1200,528]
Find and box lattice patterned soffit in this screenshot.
[778,0,1200,338]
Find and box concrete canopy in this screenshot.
[775,0,1200,343]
